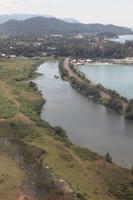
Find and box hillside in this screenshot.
[0,57,133,200]
[0,16,132,36]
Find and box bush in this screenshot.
[54,126,68,139]
[59,61,68,78]
[109,182,133,200]
[125,100,133,120]
[104,152,112,163]
[70,77,100,99]
[74,146,98,161]
[29,81,38,91]
[107,98,123,112]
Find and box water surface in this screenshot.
[109,35,133,43]
[35,61,133,168]
[78,63,133,99]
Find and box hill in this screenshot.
[1,57,133,200]
[0,16,132,36]
[0,14,38,24]
[0,14,79,24]
[0,14,54,24]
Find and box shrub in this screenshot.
[54,126,68,139]
[125,100,133,120]
[107,98,123,112]
[109,182,133,200]
[74,146,98,161]
[104,152,112,163]
[29,81,38,91]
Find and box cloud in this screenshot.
[0,0,22,11]
[0,0,132,26]
[0,0,57,14]
[0,0,57,10]
[48,0,57,4]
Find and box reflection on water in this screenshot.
[35,61,133,168]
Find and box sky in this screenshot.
[0,0,132,27]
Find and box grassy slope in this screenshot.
[0,144,25,200]
[0,57,133,200]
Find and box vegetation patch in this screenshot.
[0,96,17,119]
[125,100,133,120]
[109,182,133,200]
[74,146,98,161]
[1,57,133,200]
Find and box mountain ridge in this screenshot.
[0,14,80,24]
[0,16,132,36]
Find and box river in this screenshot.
[35,61,133,168]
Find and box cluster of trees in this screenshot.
[59,59,133,121]
[107,98,123,112]
[105,152,112,163]
[1,34,133,59]
[59,60,68,79]
[125,100,133,120]
[60,62,127,113]
[54,38,133,59]
[97,83,128,102]
[70,77,101,100]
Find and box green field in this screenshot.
[0,57,133,200]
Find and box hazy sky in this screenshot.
[0,0,132,27]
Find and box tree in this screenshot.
[105,152,112,163]
[131,166,133,174]
[125,99,133,120]
[107,98,123,112]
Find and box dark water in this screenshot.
[35,61,133,168]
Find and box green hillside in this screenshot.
[0,57,133,200]
[0,17,132,36]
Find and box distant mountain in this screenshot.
[0,14,54,24]
[0,16,132,36]
[0,14,38,24]
[0,14,80,24]
[62,18,80,23]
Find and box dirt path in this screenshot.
[64,58,111,100]
[64,58,82,82]
[17,191,37,200]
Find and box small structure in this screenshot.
[74,34,84,39]
[86,59,92,63]
[1,53,6,57]
[10,55,16,58]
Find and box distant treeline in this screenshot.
[0,34,133,59]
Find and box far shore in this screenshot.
[70,57,133,66]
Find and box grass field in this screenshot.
[0,57,133,200]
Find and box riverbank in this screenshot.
[1,57,133,200]
[0,57,76,200]
[61,58,129,115]
[38,60,133,167]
